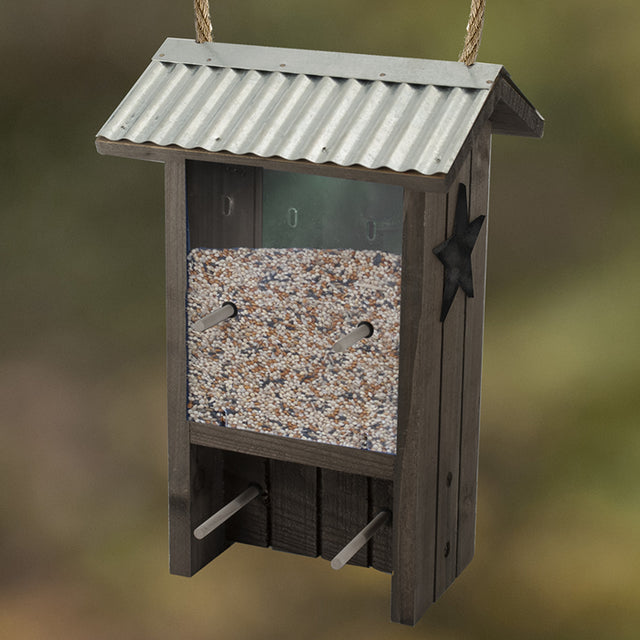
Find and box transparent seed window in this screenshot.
[187,170,403,453]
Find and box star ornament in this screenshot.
[432,183,486,322]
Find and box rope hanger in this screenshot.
[194,0,485,66]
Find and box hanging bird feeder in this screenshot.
[96,1,543,625]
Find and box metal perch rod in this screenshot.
[330,510,391,570]
[193,301,237,332]
[193,484,262,540]
[332,322,374,352]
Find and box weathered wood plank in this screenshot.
[190,421,395,480]
[270,460,318,557]
[166,159,228,575]
[95,137,450,192]
[369,478,394,573]
[490,73,545,138]
[391,189,447,624]
[457,124,491,574]
[190,446,228,561]
[223,452,269,547]
[434,156,472,600]
[321,469,369,567]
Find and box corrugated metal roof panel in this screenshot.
[154,38,503,90]
[98,39,497,176]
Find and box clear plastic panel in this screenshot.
[262,171,403,253]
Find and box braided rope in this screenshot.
[459,0,486,65]
[193,1,484,63]
[194,0,213,43]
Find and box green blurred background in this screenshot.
[1,1,639,638]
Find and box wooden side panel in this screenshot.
[270,460,319,557]
[166,159,227,575]
[223,452,269,547]
[186,161,262,249]
[391,190,446,624]
[434,156,472,599]
[457,124,491,573]
[320,469,369,567]
[369,478,394,573]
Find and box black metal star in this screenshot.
[432,183,485,322]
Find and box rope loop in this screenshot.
[193,1,485,64]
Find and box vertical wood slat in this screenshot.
[457,124,492,573]
[392,189,447,625]
[166,159,227,575]
[191,445,227,560]
[369,478,394,573]
[434,156,472,600]
[270,460,318,557]
[223,452,269,547]
[185,160,269,551]
[321,469,369,567]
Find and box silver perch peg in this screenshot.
[330,510,391,570]
[193,301,238,332]
[332,321,374,352]
[193,483,262,540]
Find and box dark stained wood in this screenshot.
[320,469,369,567]
[369,478,394,573]
[457,123,491,574]
[223,452,269,547]
[190,421,395,480]
[95,138,450,192]
[270,460,318,557]
[391,189,447,625]
[166,159,228,575]
[191,446,228,563]
[186,161,261,249]
[434,156,472,600]
[490,73,545,138]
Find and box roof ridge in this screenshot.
[153,38,503,91]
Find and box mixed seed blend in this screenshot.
[187,247,400,454]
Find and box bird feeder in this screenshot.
[96,37,543,625]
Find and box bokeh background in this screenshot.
[2,1,639,638]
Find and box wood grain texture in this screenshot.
[223,452,269,547]
[369,478,394,573]
[391,189,447,624]
[490,73,545,138]
[270,460,318,557]
[434,156,472,600]
[190,421,394,480]
[190,446,227,561]
[320,469,369,567]
[457,124,491,574]
[166,159,228,575]
[95,138,449,192]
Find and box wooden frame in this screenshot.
[152,125,492,622]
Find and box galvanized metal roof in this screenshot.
[98,38,504,176]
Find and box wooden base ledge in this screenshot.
[189,421,395,480]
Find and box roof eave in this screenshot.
[95,137,451,191]
[489,70,545,138]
